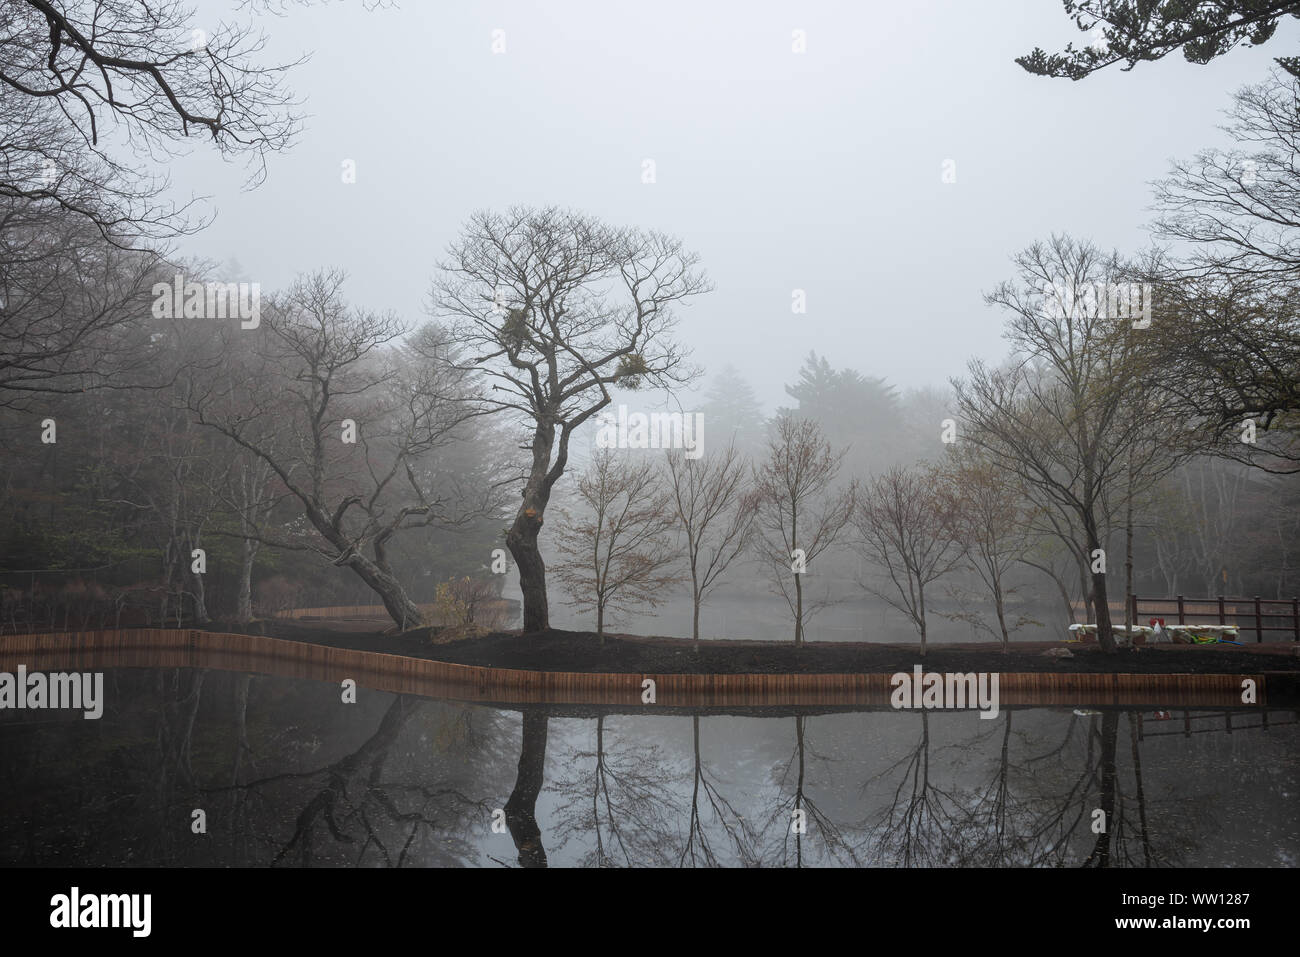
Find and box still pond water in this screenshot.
[0,667,1296,867]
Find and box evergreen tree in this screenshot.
[779,352,903,471]
[699,365,767,457]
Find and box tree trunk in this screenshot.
[346,553,423,631]
[1124,454,1135,636]
[1079,561,1091,626]
[509,501,549,633]
[918,580,927,657]
[190,533,209,624]
[192,568,209,624]
[692,595,701,653]
[792,505,803,647]
[235,536,256,624]
[1084,511,1117,654]
[994,583,1009,652]
[1087,710,1119,867]
[1124,497,1134,635]
[794,570,804,646]
[690,560,702,651]
[504,710,549,868]
[509,416,560,635]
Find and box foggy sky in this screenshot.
[173,0,1300,412]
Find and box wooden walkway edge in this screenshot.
[0,629,1291,710]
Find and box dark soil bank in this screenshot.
[230,621,1300,676]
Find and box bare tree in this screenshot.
[751,414,856,646]
[1019,502,1093,626]
[0,0,302,244]
[1145,269,1300,470]
[551,449,679,640]
[434,206,710,633]
[855,463,964,655]
[664,443,756,650]
[935,449,1038,650]
[0,205,169,407]
[224,450,280,624]
[953,236,1194,653]
[1154,69,1300,280]
[1176,457,1251,593]
[188,270,494,630]
[1145,70,1300,463]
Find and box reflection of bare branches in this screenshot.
[947,712,1018,866]
[680,716,759,867]
[10,670,1289,868]
[1013,711,1188,868]
[156,668,205,790]
[760,716,862,867]
[1027,712,1080,763]
[551,714,677,867]
[224,674,256,864]
[143,668,206,863]
[857,709,1168,869]
[1016,721,1099,864]
[205,695,484,866]
[865,712,967,867]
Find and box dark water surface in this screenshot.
[0,667,1295,867]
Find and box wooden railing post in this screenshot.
[1293,598,1299,642]
[1218,595,1226,625]
[1177,595,1185,625]
[1255,596,1263,643]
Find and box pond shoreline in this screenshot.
[3,626,1297,707]
[242,619,1300,677]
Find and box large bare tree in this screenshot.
[434,206,710,633]
[953,236,1193,653]
[188,269,495,629]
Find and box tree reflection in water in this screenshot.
[216,695,488,866]
[759,715,862,867]
[517,705,1264,867]
[550,713,678,867]
[0,667,1293,868]
[504,710,549,868]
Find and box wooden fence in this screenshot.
[1132,595,1300,642]
[1135,708,1297,741]
[272,598,520,622]
[0,628,1283,709]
